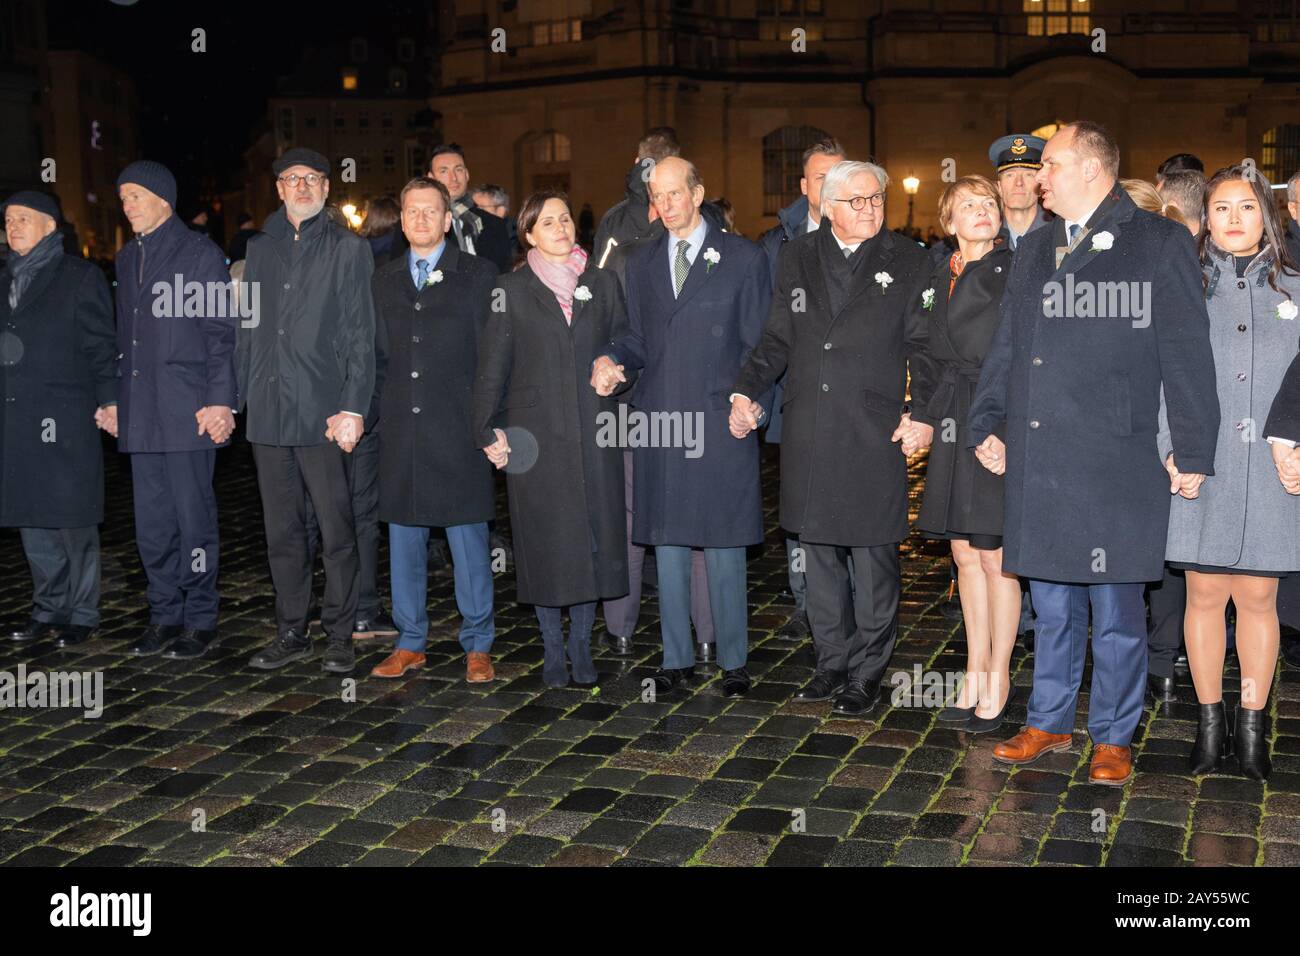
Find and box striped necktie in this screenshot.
[673,240,691,297]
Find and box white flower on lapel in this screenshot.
[1278,299,1299,321]
[424,269,444,287]
[573,285,592,302]
[921,288,935,311]
[875,271,893,293]
[703,247,721,272]
[1088,231,1114,252]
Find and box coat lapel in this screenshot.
[801,223,833,318]
[670,220,717,317]
[1046,187,1134,286]
[10,256,62,316]
[838,229,897,318]
[526,266,573,330]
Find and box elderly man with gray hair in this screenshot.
[730,159,939,715]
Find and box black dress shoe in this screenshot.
[353,611,399,639]
[650,666,694,695]
[601,630,634,656]
[8,618,57,643]
[796,671,846,702]
[1148,674,1176,702]
[162,628,219,660]
[1235,704,1271,780]
[248,629,313,670]
[832,678,880,716]
[128,623,182,657]
[54,624,97,648]
[1190,700,1229,774]
[322,637,356,674]
[936,704,976,724]
[777,610,810,641]
[720,667,751,698]
[697,642,716,664]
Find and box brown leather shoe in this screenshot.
[370,649,426,679]
[1089,744,1133,786]
[466,651,494,683]
[992,726,1073,765]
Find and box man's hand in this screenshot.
[1272,441,1300,495]
[326,411,365,453]
[729,395,763,439]
[891,413,934,458]
[974,435,1006,475]
[483,428,510,469]
[1165,454,1205,499]
[94,405,118,438]
[196,405,236,444]
[590,356,627,397]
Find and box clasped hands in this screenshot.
[325,411,364,453]
[1272,441,1300,496]
[590,356,626,397]
[93,404,236,445]
[891,413,934,458]
[482,428,510,470]
[1163,454,1207,500]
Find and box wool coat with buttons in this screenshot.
[733,219,938,547]
[968,188,1220,583]
[1160,243,1300,573]
[0,250,116,527]
[113,213,236,452]
[372,240,497,528]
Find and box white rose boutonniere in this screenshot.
[875,271,893,293]
[424,269,444,287]
[703,247,721,273]
[921,288,935,311]
[573,285,592,302]
[1088,231,1114,253]
[1277,299,1298,321]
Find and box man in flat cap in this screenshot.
[989,134,1054,251]
[95,161,236,660]
[1,191,116,648]
[236,147,376,674]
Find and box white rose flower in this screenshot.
[1278,299,1298,321]
[573,285,592,302]
[1089,231,1114,252]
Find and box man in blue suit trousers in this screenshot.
[968,122,1219,785]
[592,156,771,698]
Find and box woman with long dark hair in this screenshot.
[471,189,632,687]
[1162,164,1300,779]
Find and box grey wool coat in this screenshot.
[1161,242,1300,573]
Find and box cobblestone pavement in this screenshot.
[1,439,1297,867]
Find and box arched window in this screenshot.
[763,125,831,217]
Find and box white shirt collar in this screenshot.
[1065,200,1102,239]
[830,226,861,255]
[806,213,820,236]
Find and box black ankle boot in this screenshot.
[540,628,568,688]
[1189,700,1229,774]
[1235,705,1271,780]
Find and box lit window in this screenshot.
[1024,0,1090,37]
[341,68,359,91]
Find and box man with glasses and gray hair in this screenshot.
[730,159,939,715]
[236,147,376,675]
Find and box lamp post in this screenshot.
[903,175,919,233]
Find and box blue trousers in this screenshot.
[390,521,494,654]
[657,545,747,670]
[1027,580,1148,745]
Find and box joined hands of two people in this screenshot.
[93,405,236,445]
[325,411,364,453]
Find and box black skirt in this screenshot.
[1169,561,1287,579]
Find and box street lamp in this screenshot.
[903,175,919,232]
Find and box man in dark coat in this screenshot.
[1266,333,1300,668]
[1287,171,1300,272]
[1,191,116,647]
[756,136,846,643]
[592,156,770,698]
[968,122,1219,785]
[593,127,681,268]
[428,144,512,274]
[236,147,376,674]
[100,161,236,660]
[369,177,499,684]
[732,160,939,716]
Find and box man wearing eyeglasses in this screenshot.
[236,147,376,675]
[729,160,939,716]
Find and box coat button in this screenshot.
[132,370,139,377]
[822,383,829,391]
[268,376,276,383]
[283,283,291,290]
[1238,323,1247,332]
[132,339,139,346]
[411,336,420,343]
[414,303,422,311]
[823,342,832,350]
[412,406,421,414]
[1237,372,1247,381]
[1032,357,1043,366]
[277,329,285,336]
[1237,280,1246,289]
[1029,420,1040,429]
[1235,421,1245,431]
[411,371,419,379]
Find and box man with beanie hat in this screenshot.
[1,190,117,647]
[236,147,376,674]
[95,161,236,660]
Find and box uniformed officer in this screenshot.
[988,133,1053,250]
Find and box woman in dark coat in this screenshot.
[472,190,632,687]
[915,175,1018,733]
[1160,165,1300,779]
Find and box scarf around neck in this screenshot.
[528,244,589,323]
[7,229,64,310]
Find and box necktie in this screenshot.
[415,258,429,290]
[843,246,853,260]
[1067,223,1081,247]
[673,240,691,297]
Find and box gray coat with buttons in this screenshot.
[1160,242,1300,573]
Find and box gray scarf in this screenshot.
[6,230,64,310]
[450,197,485,242]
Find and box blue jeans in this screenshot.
[390,521,494,654]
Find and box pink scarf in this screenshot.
[528,244,589,324]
